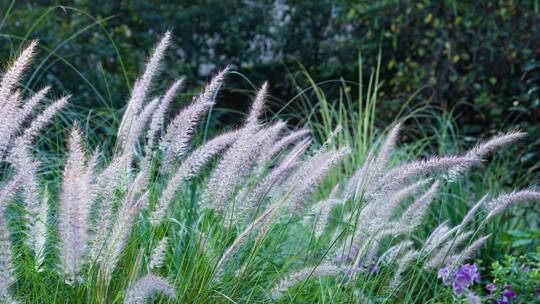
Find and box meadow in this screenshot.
[0,22,539,304]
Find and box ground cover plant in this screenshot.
[0,32,539,303]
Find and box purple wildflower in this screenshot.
[451,264,480,295]
[486,283,497,293]
[438,264,481,297]
[455,271,472,287]
[503,284,512,289]
[459,264,480,283]
[521,265,530,273]
[438,266,452,285]
[502,289,516,299]
[455,271,471,287]
[453,280,465,295]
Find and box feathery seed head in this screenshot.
[270,264,344,300]
[425,231,474,269]
[486,190,540,220]
[148,237,168,271]
[150,129,241,225]
[160,67,229,170]
[201,124,282,212]
[0,216,16,302]
[374,122,401,169]
[400,181,439,229]
[146,79,184,152]
[0,41,38,102]
[266,128,310,161]
[447,131,526,180]
[388,250,419,290]
[375,155,475,195]
[19,96,69,147]
[17,86,51,127]
[448,235,490,266]
[124,274,175,304]
[57,123,94,282]
[287,146,350,214]
[246,82,269,128]
[117,31,172,149]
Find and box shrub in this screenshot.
[2,1,540,136]
[0,32,539,303]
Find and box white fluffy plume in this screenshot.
[57,124,95,283]
[124,274,175,304]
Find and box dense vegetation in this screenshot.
[1,1,540,134]
[0,1,539,303]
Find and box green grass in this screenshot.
[3,83,538,304]
[2,68,537,304]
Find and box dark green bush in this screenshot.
[1,0,539,137]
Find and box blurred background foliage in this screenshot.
[1,0,540,140]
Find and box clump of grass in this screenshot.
[270,124,536,301]
[0,32,538,304]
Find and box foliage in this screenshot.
[483,252,540,304]
[1,4,540,302]
[435,250,539,303]
[1,1,540,138]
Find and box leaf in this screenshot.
[506,230,531,238]
[511,239,532,248]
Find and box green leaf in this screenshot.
[506,230,531,238]
[512,239,533,248]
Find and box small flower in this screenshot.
[458,264,480,284]
[454,265,477,288]
[437,266,449,278]
[438,264,481,297]
[438,266,451,285]
[453,281,465,295]
[520,265,530,272]
[486,283,497,293]
[503,284,512,289]
[455,271,472,287]
[502,289,516,299]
